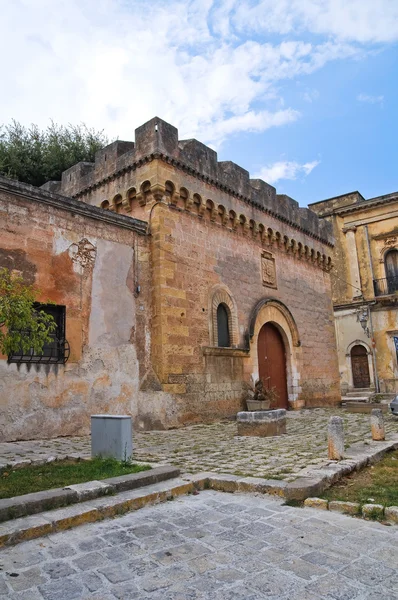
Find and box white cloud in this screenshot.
[0,0,395,149]
[302,89,320,103]
[357,93,384,105]
[233,0,398,44]
[254,160,320,185]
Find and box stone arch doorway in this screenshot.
[351,344,371,388]
[248,299,302,409]
[257,322,288,409]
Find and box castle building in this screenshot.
[310,191,398,396]
[0,117,340,442]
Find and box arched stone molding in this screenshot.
[248,298,303,409]
[209,285,239,347]
[248,298,300,347]
[378,242,397,264]
[345,340,375,390]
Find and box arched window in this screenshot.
[217,303,230,347]
[209,286,239,347]
[385,249,398,294]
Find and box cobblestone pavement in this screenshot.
[1,409,398,480]
[1,490,397,599]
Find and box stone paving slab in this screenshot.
[1,408,398,481]
[0,490,397,599]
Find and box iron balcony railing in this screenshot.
[373,276,398,297]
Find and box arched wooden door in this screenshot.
[258,322,288,409]
[351,345,370,388]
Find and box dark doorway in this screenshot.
[351,344,371,388]
[257,322,288,409]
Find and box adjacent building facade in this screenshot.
[310,191,398,395]
[0,117,341,442]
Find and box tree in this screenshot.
[0,121,108,188]
[0,268,56,357]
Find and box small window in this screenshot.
[217,303,230,348]
[394,336,398,364]
[8,304,70,364]
[385,249,398,294]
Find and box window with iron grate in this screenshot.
[8,304,69,364]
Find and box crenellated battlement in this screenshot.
[43,116,333,245]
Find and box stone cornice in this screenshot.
[0,176,148,235]
[314,193,398,218]
[202,346,249,356]
[72,152,334,247]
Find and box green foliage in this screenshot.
[0,120,108,187]
[0,267,56,356]
[322,449,398,508]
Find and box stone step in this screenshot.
[0,465,180,523]
[345,391,374,398]
[0,477,195,549]
[342,396,371,403]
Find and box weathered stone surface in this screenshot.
[303,497,328,510]
[0,411,397,484]
[0,488,77,522]
[103,465,180,492]
[285,477,325,501]
[328,416,345,460]
[385,506,398,523]
[371,408,385,441]
[1,490,398,599]
[328,500,360,515]
[361,503,384,519]
[64,480,112,501]
[237,409,286,437]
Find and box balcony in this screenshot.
[373,276,398,297]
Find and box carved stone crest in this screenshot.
[69,239,97,268]
[261,251,277,289]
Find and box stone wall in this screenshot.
[0,178,179,441]
[148,195,340,421]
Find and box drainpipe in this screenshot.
[364,225,380,392]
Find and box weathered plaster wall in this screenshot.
[0,187,179,441]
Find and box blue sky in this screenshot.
[1,0,397,206]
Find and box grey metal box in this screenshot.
[91,415,133,461]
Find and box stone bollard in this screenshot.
[328,416,344,460]
[371,408,385,441]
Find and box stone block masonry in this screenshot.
[236,409,286,437]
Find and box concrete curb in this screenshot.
[304,498,398,524]
[0,465,179,522]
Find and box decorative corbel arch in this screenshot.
[209,285,239,347]
[248,298,301,347]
